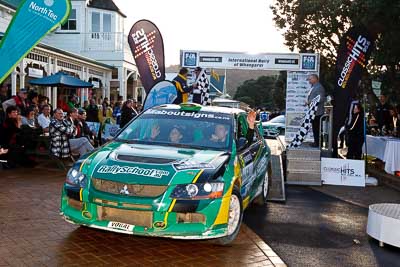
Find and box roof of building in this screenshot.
[88,0,126,18]
[0,32,114,70]
[0,0,127,18]
[0,0,21,9]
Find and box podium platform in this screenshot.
[286,143,321,186]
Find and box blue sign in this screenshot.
[183,52,197,67]
[301,55,316,70]
[0,0,71,83]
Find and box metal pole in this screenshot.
[223,69,227,96]
[363,93,368,178]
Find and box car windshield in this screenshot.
[116,108,234,151]
[269,115,285,124]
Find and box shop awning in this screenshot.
[29,71,94,88]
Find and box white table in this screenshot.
[364,136,400,174]
[367,203,400,248]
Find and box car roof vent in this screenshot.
[117,154,176,164]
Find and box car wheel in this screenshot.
[216,187,243,245]
[254,163,271,205]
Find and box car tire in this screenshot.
[216,187,243,245]
[253,163,271,206]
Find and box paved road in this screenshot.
[244,186,400,267]
[0,168,284,267]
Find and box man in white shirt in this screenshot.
[38,104,51,132]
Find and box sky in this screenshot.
[113,0,290,66]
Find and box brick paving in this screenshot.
[0,167,285,267]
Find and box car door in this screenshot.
[236,114,263,200]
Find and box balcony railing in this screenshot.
[83,32,124,52]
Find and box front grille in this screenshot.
[176,213,206,224]
[68,198,82,210]
[91,178,167,197]
[117,154,176,164]
[97,206,153,227]
[93,198,152,210]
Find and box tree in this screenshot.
[234,76,277,108]
[270,0,400,101]
[272,71,286,111]
[236,96,255,108]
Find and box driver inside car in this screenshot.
[169,126,184,143]
[210,124,229,144]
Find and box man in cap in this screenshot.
[2,88,28,115]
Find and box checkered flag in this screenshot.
[195,69,211,105]
[288,95,321,148]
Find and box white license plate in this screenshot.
[107,221,134,232]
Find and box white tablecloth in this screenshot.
[364,135,400,174]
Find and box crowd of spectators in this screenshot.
[0,84,143,169]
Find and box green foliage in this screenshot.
[234,76,281,109]
[270,0,400,102]
[272,71,286,110]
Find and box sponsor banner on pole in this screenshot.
[0,0,71,84]
[103,124,120,140]
[128,20,165,94]
[321,158,365,187]
[143,80,177,110]
[181,50,318,71]
[332,26,374,151]
[285,71,318,142]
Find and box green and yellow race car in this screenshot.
[60,103,271,244]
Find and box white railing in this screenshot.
[83,32,124,52]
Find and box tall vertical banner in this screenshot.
[128,20,165,94]
[0,0,71,84]
[332,26,374,154]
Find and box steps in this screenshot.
[286,146,321,185]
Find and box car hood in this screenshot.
[81,141,229,185]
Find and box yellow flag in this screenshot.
[211,69,220,82]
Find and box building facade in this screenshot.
[42,0,141,102]
[0,0,142,104]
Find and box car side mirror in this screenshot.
[237,137,248,151]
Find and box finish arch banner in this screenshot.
[128,20,165,94]
[0,0,71,84]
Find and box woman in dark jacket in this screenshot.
[346,103,365,160]
[0,106,32,168]
[120,99,138,128]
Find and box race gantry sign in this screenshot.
[180,50,320,142]
[180,50,318,72]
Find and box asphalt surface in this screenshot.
[244,186,400,267]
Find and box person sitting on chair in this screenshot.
[67,108,95,157]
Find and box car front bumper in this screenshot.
[60,186,230,240]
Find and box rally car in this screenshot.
[60,103,271,244]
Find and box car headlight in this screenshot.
[170,183,224,200]
[66,168,87,188]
